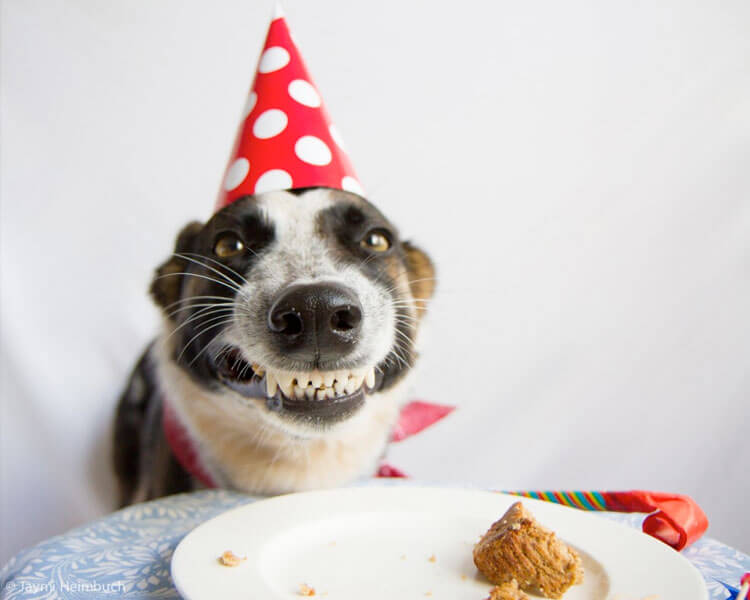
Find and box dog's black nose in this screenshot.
[267,283,363,362]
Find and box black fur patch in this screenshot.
[150,197,275,385]
[113,344,193,506]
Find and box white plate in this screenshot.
[171,486,708,599]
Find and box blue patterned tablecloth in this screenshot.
[1,486,748,599]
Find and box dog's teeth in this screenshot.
[260,368,376,400]
[365,368,375,389]
[277,374,294,398]
[265,372,277,397]
[252,362,265,377]
[344,375,361,394]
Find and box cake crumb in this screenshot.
[218,550,246,567]
[400,554,407,560]
[486,579,529,600]
[298,583,316,596]
[461,574,468,581]
[428,554,436,563]
[425,593,432,597]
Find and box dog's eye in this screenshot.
[360,229,391,253]
[214,234,245,258]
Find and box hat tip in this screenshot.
[272,2,284,19]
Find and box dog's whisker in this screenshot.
[166,301,234,319]
[155,271,248,298]
[238,361,253,380]
[390,300,430,307]
[387,344,410,370]
[188,323,239,368]
[176,252,251,288]
[379,278,437,297]
[173,311,236,343]
[392,311,421,322]
[394,324,418,335]
[166,307,234,325]
[392,331,414,349]
[356,251,380,271]
[405,277,438,285]
[393,314,419,323]
[212,343,234,365]
[176,317,238,364]
[166,302,253,321]
[164,306,236,343]
[390,298,430,304]
[180,251,253,279]
[182,323,238,368]
[162,294,236,311]
[392,336,413,359]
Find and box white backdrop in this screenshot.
[2,0,749,563]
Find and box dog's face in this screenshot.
[151,188,434,436]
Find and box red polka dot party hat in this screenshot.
[216,4,363,211]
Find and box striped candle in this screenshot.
[500,489,708,551]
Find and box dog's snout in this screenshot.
[267,283,363,362]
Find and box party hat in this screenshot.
[216,5,363,210]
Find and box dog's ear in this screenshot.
[150,221,203,314]
[402,241,435,318]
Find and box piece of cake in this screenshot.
[473,502,583,599]
[218,550,245,567]
[297,583,316,596]
[486,579,529,600]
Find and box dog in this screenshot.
[113,187,434,506]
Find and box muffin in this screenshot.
[473,502,583,599]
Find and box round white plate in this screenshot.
[171,486,708,599]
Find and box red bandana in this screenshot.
[162,398,455,488]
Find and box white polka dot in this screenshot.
[243,92,257,119]
[252,109,288,139]
[294,136,332,166]
[258,46,290,73]
[254,169,293,193]
[341,176,364,196]
[223,158,250,191]
[329,125,347,151]
[288,79,321,107]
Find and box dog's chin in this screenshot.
[209,346,383,431]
